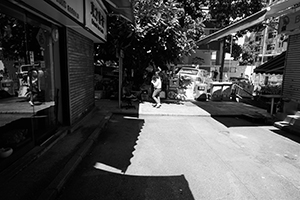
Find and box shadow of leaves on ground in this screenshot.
[58,114,195,200]
[95,114,144,172]
[59,170,195,200]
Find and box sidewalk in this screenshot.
[0,98,274,200]
[0,102,112,200]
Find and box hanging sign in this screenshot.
[85,0,107,41]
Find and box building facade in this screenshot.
[245,21,288,67]
[277,8,300,118]
[0,0,132,171]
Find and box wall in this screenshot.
[66,28,94,124]
[283,33,300,102]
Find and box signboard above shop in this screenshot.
[85,0,107,41]
[20,0,119,42]
[45,0,107,41]
[47,0,84,24]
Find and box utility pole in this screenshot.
[219,37,226,82]
[261,0,273,65]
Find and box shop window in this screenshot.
[0,3,58,170]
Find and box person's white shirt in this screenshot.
[151,76,161,89]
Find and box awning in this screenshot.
[254,51,286,74]
[197,0,300,45]
[103,0,134,23]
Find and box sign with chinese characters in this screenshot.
[85,0,107,41]
[278,10,300,34]
[47,0,84,23]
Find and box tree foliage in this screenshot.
[209,0,266,62]
[239,39,261,66]
[133,0,206,66]
[0,13,26,61]
[224,36,243,61]
[94,0,267,81]
[209,0,266,28]
[95,0,207,74]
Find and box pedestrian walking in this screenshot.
[151,67,162,108]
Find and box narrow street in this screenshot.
[56,105,300,200]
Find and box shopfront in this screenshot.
[278,8,300,116]
[0,0,114,171]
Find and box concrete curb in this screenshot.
[37,113,113,200]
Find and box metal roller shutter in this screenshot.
[283,33,300,102]
[67,28,95,124]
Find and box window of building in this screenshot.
[256,57,262,62]
[268,31,277,39]
[255,35,262,42]
[255,46,261,52]
[266,43,275,51]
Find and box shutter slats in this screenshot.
[67,28,94,124]
[283,34,300,101]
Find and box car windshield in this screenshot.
[179,69,199,75]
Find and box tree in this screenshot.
[209,0,266,28]
[94,15,135,66]
[208,0,266,62]
[224,36,243,61]
[95,0,267,84]
[239,38,261,66]
[131,0,207,66]
[95,0,208,85]
[0,13,27,61]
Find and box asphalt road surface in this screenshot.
[56,114,300,200]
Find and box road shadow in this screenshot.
[270,128,300,144]
[58,170,194,200]
[95,114,144,173]
[190,100,271,127]
[58,114,195,199]
[212,116,269,128]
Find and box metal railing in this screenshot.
[232,83,254,98]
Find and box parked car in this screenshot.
[229,77,250,84]
[177,66,208,82]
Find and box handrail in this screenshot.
[232,83,253,96]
